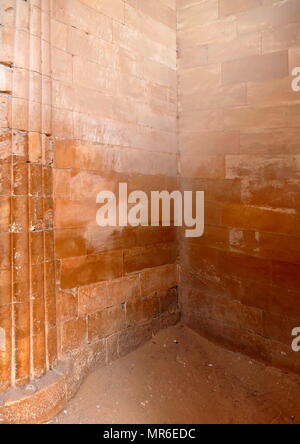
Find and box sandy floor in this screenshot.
[53,324,300,424]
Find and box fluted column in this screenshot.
[0,0,56,391]
[0,0,16,393]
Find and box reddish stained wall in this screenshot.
[51,0,180,364]
[178,0,300,373]
[0,0,179,395]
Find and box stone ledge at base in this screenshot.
[0,369,68,424]
[0,311,180,424]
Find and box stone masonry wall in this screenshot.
[0,0,179,398]
[51,0,180,366]
[178,0,300,373]
[1,0,300,424]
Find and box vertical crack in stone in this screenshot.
[0,328,6,352]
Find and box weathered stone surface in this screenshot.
[2,0,300,426]
[178,0,300,375]
[0,308,179,424]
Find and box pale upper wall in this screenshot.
[50,0,177,155]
